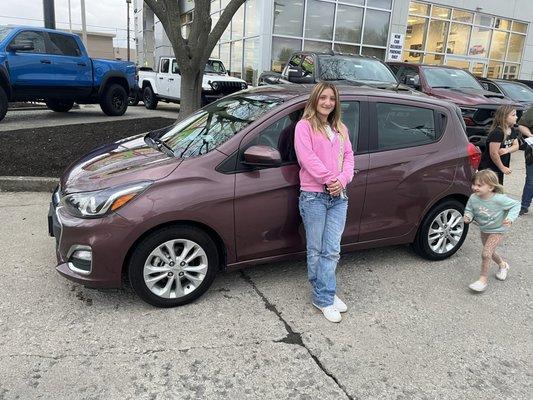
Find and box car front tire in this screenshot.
[45,99,74,113]
[128,226,219,307]
[0,87,7,122]
[100,83,128,116]
[412,199,468,260]
[143,85,158,110]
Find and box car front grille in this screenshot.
[213,81,243,94]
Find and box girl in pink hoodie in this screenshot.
[295,82,355,323]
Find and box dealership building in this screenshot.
[134,0,532,85]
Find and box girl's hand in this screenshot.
[498,148,509,156]
[502,166,512,175]
[326,180,343,196]
[503,218,512,227]
[463,216,472,224]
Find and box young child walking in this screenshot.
[463,170,520,292]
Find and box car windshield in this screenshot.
[205,60,226,74]
[498,82,533,102]
[0,26,12,42]
[153,94,283,158]
[318,55,397,84]
[424,67,483,89]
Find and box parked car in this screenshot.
[48,84,481,307]
[139,57,247,109]
[0,25,136,122]
[258,51,422,95]
[387,62,523,147]
[478,77,533,108]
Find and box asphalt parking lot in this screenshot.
[0,155,531,399]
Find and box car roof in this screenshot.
[293,51,382,61]
[243,83,455,110]
[387,62,467,71]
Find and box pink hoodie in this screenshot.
[294,119,355,193]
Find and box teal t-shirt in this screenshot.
[464,193,520,233]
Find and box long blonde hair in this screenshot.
[473,170,504,194]
[302,82,346,139]
[489,105,515,135]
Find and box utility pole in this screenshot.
[126,0,132,61]
[81,0,88,47]
[68,0,72,32]
[43,0,56,29]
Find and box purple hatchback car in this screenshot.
[48,85,481,307]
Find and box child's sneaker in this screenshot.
[333,295,347,313]
[469,280,488,292]
[313,303,342,323]
[496,262,509,281]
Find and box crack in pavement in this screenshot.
[240,270,354,400]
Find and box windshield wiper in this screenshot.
[144,135,175,157]
[431,86,452,89]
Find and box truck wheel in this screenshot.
[100,83,128,116]
[128,95,140,106]
[0,87,7,122]
[143,86,158,110]
[45,99,74,113]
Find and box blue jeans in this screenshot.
[299,191,348,307]
[521,162,533,210]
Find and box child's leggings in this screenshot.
[480,232,504,277]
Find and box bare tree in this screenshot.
[143,0,246,119]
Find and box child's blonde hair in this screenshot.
[473,170,504,194]
[488,105,515,134]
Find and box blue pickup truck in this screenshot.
[0,26,136,122]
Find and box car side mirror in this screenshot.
[243,145,281,167]
[8,40,34,52]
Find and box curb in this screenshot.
[0,176,58,192]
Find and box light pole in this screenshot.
[80,0,88,47]
[126,0,132,62]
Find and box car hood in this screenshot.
[203,73,246,84]
[429,87,517,106]
[60,133,181,194]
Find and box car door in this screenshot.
[45,32,92,97]
[233,97,368,262]
[166,59,181,100]
[157,58,170,97]
[5,30,50,99]
[358,97,456,242]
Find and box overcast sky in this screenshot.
[0,0,133,47]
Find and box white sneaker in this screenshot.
[313,303,342,323]
[496,263,509,281]
[469,280,488,292]
[333,295,347,313]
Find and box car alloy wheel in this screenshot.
[427,209,464,254]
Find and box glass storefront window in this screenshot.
[494,18,511,30]
[366,0,392,9]
[244,37,260,85]
[405,16,427,55]
[245,0,260,37]
[341,0,364,5]
[447,23,470,56]
[507,33,525,62]
[445,58,469,69]
[402,50,423,63]
[211,44,220,59]
[305,0,335,41]
[219,43,230,68]
[469,27,491,58]
[409,1,429,16]
[271,37,301,72]
[211,12,219,33]
[503,64,519,80]
[304,40,332,52]
[423,54,444,65]
[231,5,244,40]
[431,6,451,20]
[334,43,360,54]
[361,47,385,59]
[452,10,473,24]
[221,0,230,9]
[487,61,504,78]
[221,17,231,42]
[489,31,509,61]
[273,0,304,37]
[230,40,243,78]
[335,5,364,44]
[211,0,220,13]
[426,20,449,53]
[474,14,493,27]
[511,21,527,33]
[363,9,390,46]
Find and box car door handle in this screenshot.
[168,78,174,81]
[158,77,164,80]
[40,59,51,64]
[77,62,87,66]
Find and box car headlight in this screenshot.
[211,81,219,90]
[62,181,153,218]
[240,82,248,90]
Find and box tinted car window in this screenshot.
[11,31,46,53]
[340,101,360,152]
[47,33,81,56]
[499,82,533,102]
[376,103,437,150]
[155,94,283,158]
[423,67,482,89]
[160,58,170,73]
[205,60,226,74]
[171,59,180,74]
[318,55,396,83]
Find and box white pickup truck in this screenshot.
[138,57,248,109]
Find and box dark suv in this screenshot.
[48,84,480,307]
[387,62,522,146]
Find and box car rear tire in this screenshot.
[143,85,158,109]
[412,199,468,261]
[0,87,7,122]
[128,226,219,307]
[45,99,74,113]
[100,83,128,116]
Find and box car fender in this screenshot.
[97,71,130,96]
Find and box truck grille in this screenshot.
[214,82,242,95]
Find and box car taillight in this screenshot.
[467,143,481,170]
